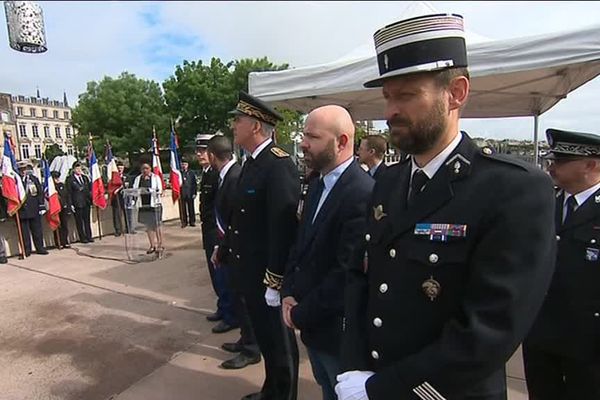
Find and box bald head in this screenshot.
[301,105,355,175]
[306,105,355,141]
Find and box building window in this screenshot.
[34,144,42,159]
[44,126,50,138]
[30,108,36,117]
[1,111,9,122]
[64,111,69,119]
[42,109,48,118]
[67,145,73,156]
[21,144,30,159]
[65,126,72,138]
[19,124,27,138]
[55,126,61,138]
[16,106,23,116]
[32,125,39,138]
[53,110,59,119]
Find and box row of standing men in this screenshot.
[195,12,598,400]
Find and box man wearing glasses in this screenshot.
[524,128,600,399]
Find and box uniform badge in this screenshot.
[595,195,600,203]
[585,247,599,261]
[414,223,467,242]
[422,276,441,301]
[373,204,387,221]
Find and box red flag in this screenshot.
[42,159,61,230]
[152,128,166,190]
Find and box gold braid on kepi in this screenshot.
[263,269,284,290]
[229,91,283,127]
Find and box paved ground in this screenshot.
[0,221,530,400]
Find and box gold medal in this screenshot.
[422,276,441,301]
[373,204,387,221]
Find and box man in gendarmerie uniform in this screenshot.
[524,129,600,400]
[180,158,198,228]
[215,91,300,400]
[337,13,557,400]
[196,133,225,324]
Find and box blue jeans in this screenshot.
[306,347,341,400]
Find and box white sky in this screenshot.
[1,1,599,140]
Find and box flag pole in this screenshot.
[14,210,26,259]
[171,118,185,228]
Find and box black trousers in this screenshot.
[244,285,299,400]
[111,195,124,235]
[19,216,45,254]
[74,206,92,242]
[182,196,196,226]
[523,342,600,400]
[57,210,70,246]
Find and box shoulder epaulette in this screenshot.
[479,147,530,171]
[271,147,289,158]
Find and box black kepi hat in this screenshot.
[229,91,283,126]
[544,128,600,159]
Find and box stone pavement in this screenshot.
[0,221,530,400]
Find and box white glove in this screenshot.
[335,371,375,400]
[71,205,76,213]
[265,287,281,307]
[39,209,46,216]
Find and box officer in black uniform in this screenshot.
[524,129,600,400]
[180,158,198,227]
[216,91,300,400]
[197,134,223,322]
[338,14,557,400]
[18,161,48,256]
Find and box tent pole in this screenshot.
[533,114,540,167]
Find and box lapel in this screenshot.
[382,134,477,248]
[555,190,564,231]
[299,161,357,253]
[559,187,600,233]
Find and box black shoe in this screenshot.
[25,251,31,257]
[206,312,222,322]
[221,353,261,370]
[0,257,7,264]
[240,391,265,399]
[212,321,238,334]
[221,342,243,353]
[189,223,196,227]
[115,232,122,237]
[63,244,71,249]
[88,238,95,243]
[36,250,49,255]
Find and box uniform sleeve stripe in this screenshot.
[422,382,447,400]
[413,386,436,400]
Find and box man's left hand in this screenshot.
[265,287,281,307]
[335,370,375,400]
[282,296,298,329]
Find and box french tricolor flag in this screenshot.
[89,147,107,209]
[169,129,182,203]
[151,128,166,190]
[42,158,61,230]
[1,135,26,216]
[105,144,122,201]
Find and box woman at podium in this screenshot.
[132,163,164,256]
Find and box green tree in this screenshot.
[72,72,169,157]
[43,143,64,163]
[230,57,288,93]
[163,58,235,150]
[275,108,303,145]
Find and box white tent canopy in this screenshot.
[249,22,600,121]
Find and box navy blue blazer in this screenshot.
[282,160,374,355]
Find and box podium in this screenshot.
[122,187,163,261]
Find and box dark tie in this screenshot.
[306,178,325,224]
[408,169,429,206]
[564,195,578,223]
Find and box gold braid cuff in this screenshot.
[263,269,284,290]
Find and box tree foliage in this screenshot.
[71,72,169,157]
[43,143,64,162]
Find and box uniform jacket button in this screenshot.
[236,254,240,259]
[365,233,371,242]
[389,249,396,258]
[379,283,388,293]
[429,253,439,264]
[371,350,380,360]
[591,239,597,244]
[235,230,239,235]
[556,235,560,241]
[241,208,246,213]
[594,312,600,318]
[373,317,383,328]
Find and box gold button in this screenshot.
[371,350,379,360]
[379,283,388,293]
[365,233,371,242]
[595,313,600,318]
[389,249,396,258]
[373,318,383,328]
[429,253,439,264]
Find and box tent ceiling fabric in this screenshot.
[249,22,600,120]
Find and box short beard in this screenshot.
[305,138,336,172]
[387,96,447,155]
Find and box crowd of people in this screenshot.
[194,12,599,400]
